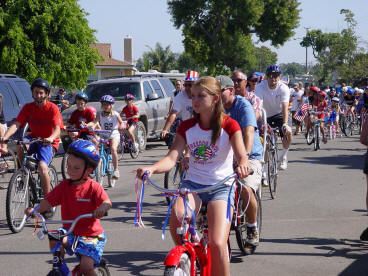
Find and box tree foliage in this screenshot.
[300,9,367,85]
[280,62,305,77]
[0,0,100,89]
[136,43,176,73]
[168,0,300,74]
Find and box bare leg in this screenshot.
[38,161,50,195]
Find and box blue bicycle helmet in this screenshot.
[266,65,281,74]
[75,92,88,102]
[31,78,50,92]
[67,140,100,169]
[347,88,354,95]
[100,94,115,104]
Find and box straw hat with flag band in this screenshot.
[185,70,199,81]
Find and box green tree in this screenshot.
[168,0,300,74]
[0,0,100,89]
[300,9,361,85]
[251,46,278,74]
[280,62,304,77]
[176,52,204,74]
[136,43,176,73]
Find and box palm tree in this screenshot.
[137,43,176,72]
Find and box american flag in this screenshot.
[293,103,309,122]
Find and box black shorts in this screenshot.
[127,121,137,128]
[364,152,368,175]
[267,113,284,137]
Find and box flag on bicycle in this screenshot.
[293,103,308,122]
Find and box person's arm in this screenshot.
[160,110,178,139]
[243,126,254,154]
[2,121,20,140]
[24,199,52,216]
[137,133,186,178]
[281,102,289,125]
[230,130,250,179]
[93,199,112,218]
[116,114,125,131]
[360,118,368,146]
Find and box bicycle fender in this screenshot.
[164,245,195,266]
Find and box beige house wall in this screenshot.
[101,69,122,79]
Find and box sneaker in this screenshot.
[279,157,288,171]
[245,226,259,247]
[112,170,120,180]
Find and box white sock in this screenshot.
[247,222,257,228]
[281,148,289,159]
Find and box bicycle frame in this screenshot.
[139,173,238,276]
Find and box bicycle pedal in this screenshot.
[37,230,45,240]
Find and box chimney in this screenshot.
[124,35,132,64]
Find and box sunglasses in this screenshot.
[267,73,280,78]
[184,83,192,87]
[231,78,245,83]
[249,79,258,82]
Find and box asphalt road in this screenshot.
[0,134,367,276]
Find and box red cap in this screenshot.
[310,86,320,93]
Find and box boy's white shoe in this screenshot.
[134,142,139,152]
[261,171,268,187]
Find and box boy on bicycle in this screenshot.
[25,140,112,276]
[121,93,139,152]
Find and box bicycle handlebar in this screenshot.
[2,138,43,145]
[32,213,93,237]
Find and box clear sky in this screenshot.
[78,0,368,66]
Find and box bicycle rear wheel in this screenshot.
[95,258,111,276]
[164,162,182,205]
[6,170,30,233]
[235,191,262,255]
[164,252,191,276]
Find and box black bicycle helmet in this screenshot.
[67,140,100,169]
[31,78,50,92]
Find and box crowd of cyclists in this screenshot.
[1,64,367,276]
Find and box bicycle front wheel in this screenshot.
[266,137,278,199]
[6,170,30,233]
[164,252,191,276]
[314,125,320,151]
[107,156,115,188]
[164,162,182,205]
[95,159,104,187]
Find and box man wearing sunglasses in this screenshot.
[231,70,262,120]
[255,65,292,171]
[160,70,198,140]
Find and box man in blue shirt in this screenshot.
[216,75,263,255]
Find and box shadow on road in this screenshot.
[103,250,167,275]
[261,237,368,274]
[289,154,364,170]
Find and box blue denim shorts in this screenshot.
[64,231,106,266]
[28,140,54,165]
[181,180,235,207]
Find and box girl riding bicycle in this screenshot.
[326,97,342,134]
[25,140,112,276]
[88,95,124,180]
[137,76,250,276]
[121,93,140,152]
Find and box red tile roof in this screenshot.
[91,43,132,66]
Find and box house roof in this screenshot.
[91,43,133,67]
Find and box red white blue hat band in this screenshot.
[185,70,199,81]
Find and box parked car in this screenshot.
[0,74,33,138]
[61,75,176,150]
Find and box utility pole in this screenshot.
[304,27,310,74]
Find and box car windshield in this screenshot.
[84,82,141,102]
